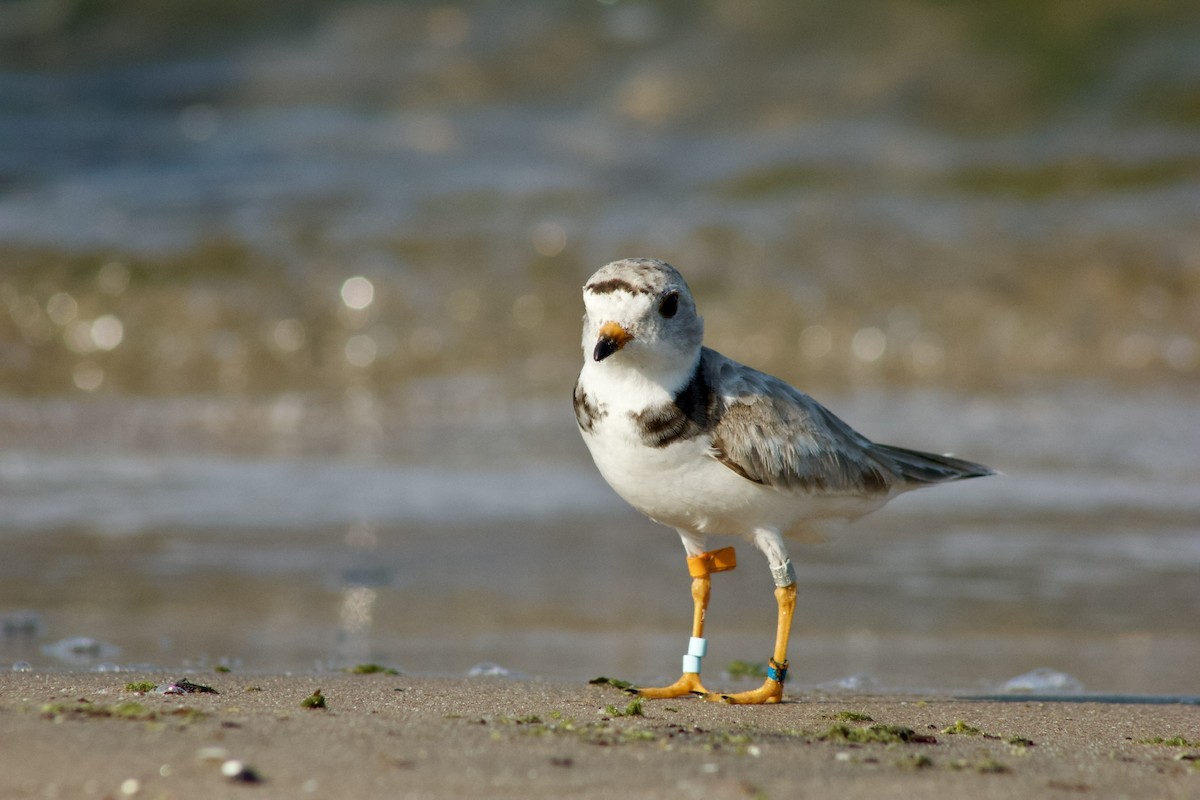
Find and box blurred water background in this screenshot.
[1,0,1198,695]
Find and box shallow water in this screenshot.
[2,388,1197,695]
[1,2,1199,694]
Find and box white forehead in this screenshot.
[581,284,653,323]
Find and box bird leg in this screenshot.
[713,559,797,705]
[635,547,736,699]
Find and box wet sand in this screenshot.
[2,672,1196,799]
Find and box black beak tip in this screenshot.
[593,339,617,362]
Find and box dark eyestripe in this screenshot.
[585,278,653,296]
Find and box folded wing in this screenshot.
[702,349,993,494]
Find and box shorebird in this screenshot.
[573,258,995,703]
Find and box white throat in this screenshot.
[581,346,701,411]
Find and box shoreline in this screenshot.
[2,672,1196,799]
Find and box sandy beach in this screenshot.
[2,672,1196,799]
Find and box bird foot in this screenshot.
[708,678,784,705]
[635,672,711,699]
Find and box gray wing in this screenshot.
[701,348,993,493]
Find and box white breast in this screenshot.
[577,379,891,542]
[577,350,899,541]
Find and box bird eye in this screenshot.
[659,292,679,319]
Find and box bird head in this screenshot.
[581,258,704,374]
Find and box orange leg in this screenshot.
[711,581,797,704]
[635,547,736,699]
[635,573,712,698]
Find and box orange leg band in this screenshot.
[686,547,737,578]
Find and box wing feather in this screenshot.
[702,349,992,493]
[703,349,888,493]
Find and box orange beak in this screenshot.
[594,321,633,361]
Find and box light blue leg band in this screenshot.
[682,636,707,674]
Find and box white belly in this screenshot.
[580,415,883,541]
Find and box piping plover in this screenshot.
[574,258,995,703]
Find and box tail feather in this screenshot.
[873,443,996,486]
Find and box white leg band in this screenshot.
[682,654,702,674]
[771,558,796,588]
[682,636,707,674]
